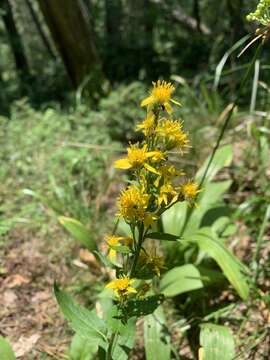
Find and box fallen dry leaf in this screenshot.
[13,333,41,357]
[3,289,18,307]
[5,274,30,288]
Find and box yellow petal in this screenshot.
[170,98,182,106]
[164,102,173,114]
[127,286,137,294]
[144,163,161,175]
[114,158,132,169]
[106,281,115,289]
[141,96,154,107]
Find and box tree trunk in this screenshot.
[1,0,30,82]
[24,0,56,60]
[104,0,123,81]
[37,0,102,90]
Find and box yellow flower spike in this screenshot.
[140,80,181,113]
[118,185,150,223]
[156,119,189,151]
[139,250,166,277]
[136,113,156,136]
[143,213,157,227]
[106,276,137,298]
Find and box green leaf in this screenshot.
[110,245,131,254]
[185,229,249,300]
[144,307,171,360]
[147,232,180,241]
[69,333,98,360]
[121,295,165,318]
[162,201,187,236]
[160,264,203,297]
[196,145,233,183]
[94,251,117,269]
[58,216,96,252]
[200,323,235,360]
[54,284,107,346]
[0,337,16,360]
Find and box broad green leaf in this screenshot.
[58,216,96,252]
[185,229,249,300]
[160,264,203,297]
[0,337,16,360]
[162,201,187,236]
[196,145,233,183]
[54,284,107,346]
[200,323,235,360]
[121,295,165,318]
[144,307,171,360]
[147,232,180,241]
[69,333,98,360]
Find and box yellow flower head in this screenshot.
[137,113,156,136]
[156,119,189,151]
[118,185,150,223]
[106,276,137,298]
[181,181,200,200]
[141,80,181,114]
[157,183,178,206]
[114,144,163,171]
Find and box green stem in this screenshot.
[106,332,117,360]
[130,223,144,277]
[179,42,263,238]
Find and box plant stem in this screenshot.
[130,223,144,277]
[253,204,270,283]
[179,41,263,238]
[106,332,117,360]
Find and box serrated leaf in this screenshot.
[0,336,16,360]
[186,229,249,300]
[144,307,171,360]
[147,232,180,241]
[54,284,107,346]
[200,323,235,360]
[58,216,96,252]
[160,264,203,297]
[122,295,165,318]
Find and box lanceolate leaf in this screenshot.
[54,284,107,346]
[58,216,96,252]
[147,232,180,241]
[199,323,235,360]
[0,336,16,360]
[185,229,249,300]
[69,333,98,360]
[160,264,203,297]
[144,307,171,360]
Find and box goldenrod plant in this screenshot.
[55,81,201,359]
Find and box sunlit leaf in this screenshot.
[185,229,249,300]
[0,336,16,360]
[200,323,235,360]
[160,264,203,297]
[58,216,96,252]
[144,307,171,360]
[54,284,107,346]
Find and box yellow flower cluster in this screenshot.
[104,80,199,300]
